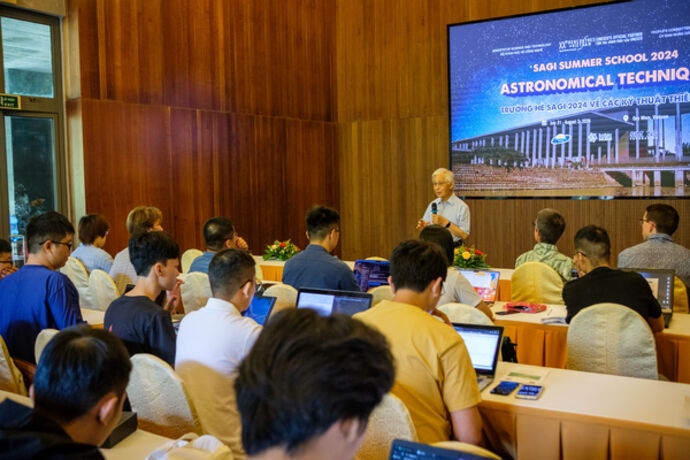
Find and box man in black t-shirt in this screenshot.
[562,225,663,332]
[104,231,181,365]
[0,326,131,459]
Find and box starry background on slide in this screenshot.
[449,0,690,142]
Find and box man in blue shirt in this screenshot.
[189,217,248,274]
[283,205,359,291]
[618,204,690,301]
[417,168,470,246]
[0,212,83,363]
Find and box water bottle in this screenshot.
[9,215,24,268]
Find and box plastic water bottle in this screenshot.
[9,215,24,268]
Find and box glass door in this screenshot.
[0,7,64,265]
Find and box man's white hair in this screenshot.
[431,168,454,184]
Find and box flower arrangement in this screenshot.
[452,244,489,269]
[263,239,300,261]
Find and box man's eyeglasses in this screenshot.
[639,218,650,224]
[573,250,587,259]
[243,278,263,295]
[0,259,12,265]
[39,240,73,251]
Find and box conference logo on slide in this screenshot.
[550,133,571,145]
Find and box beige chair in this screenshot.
[368,285,394,306]
[126,354,203,438]
[511,261,564,304]
[567,303,658,379]
[264,283,298,318]
[438,303,494,326]
[354,393,417,460]
[34,329,59,364]
[179,272,212,314]
[181,249,204,274]
[0,335,27,396]
[88,269,120,311]
[673,276,689,314]
[432,441,501,459]
[365,256,389,261]
[60,256,93,309]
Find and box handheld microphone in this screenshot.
[431,203,438,214]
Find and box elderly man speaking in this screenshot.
[416,168,470,246]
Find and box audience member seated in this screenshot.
[355,240,483,445]
[109,206,163,291]
[0,239,17,280]
[189,217,248,274]
[515,208,574,281]
[618,203,690,298]
[0,325,131,459]
[283,205,359,291]
[0,212,83,363]
[71,214,114,273]
[105,231,181,365]
[420,224,493,320]
[176,248,261,459]
[563,225,663,332]
[234,309,394,460]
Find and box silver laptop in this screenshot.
[452,323,504,391]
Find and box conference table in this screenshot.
[255,257,690,383]
[491,301,690,383]
[480,362,690,460]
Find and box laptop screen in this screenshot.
[452,323,504,375]
[621,268,674,311]
[296,288,373,316]
[242,295,277,325]
[389,439,490,460]
[456,269,500,303]
[353,260,391,292]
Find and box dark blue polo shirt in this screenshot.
[282,244,359,291]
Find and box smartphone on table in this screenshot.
[515,384,544,400]
[490,380,520,395]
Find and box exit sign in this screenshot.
[0,94,19,109]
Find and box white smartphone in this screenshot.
[515,384,544,400]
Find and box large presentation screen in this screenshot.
[448,0,690,198]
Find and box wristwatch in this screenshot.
[445,221,451,229]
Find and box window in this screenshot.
[0,7,64,262]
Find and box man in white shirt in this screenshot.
[175,249,261,459]
[417,168,470,245]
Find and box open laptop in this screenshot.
[456,269,501,304]
[621,268,674,327]
[389,439,491,460]
[452,323,504,391]
[353,259,391,292]
[296,288,373,316]
[242,294,277,325]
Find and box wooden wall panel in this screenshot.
[72,0,334,120]
[81,99,172,255]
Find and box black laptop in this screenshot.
[389,439,494,460]
[353,259,391,291]
[296,288,373,316]
[242,294,277,325]
[452,323,504,391]
[621,268,674,327]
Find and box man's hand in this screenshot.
[416,219,428,230]
[431,214,449,226]
[431,308,452,326]
[165,278,185,314]
[236,237,249,250]
[0,265,17,280]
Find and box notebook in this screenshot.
[296,288,373,316]
[389,439,492,460]
[621,267,675,327]
[353,259,391,292]
[242,294,277,325]
[452,323,504,391]
[456,269,501,303]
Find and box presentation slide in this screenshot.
[448,0,690,197]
